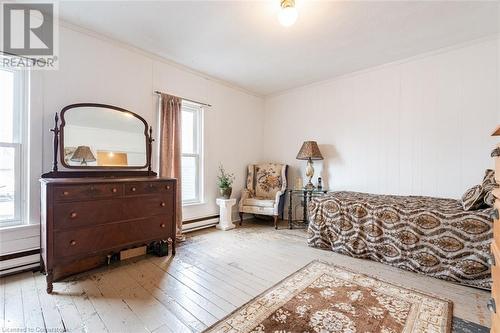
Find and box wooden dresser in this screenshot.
[490,133,500,332]
[40,176,176,293]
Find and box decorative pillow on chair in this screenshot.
[255,163,284,199]
[482,169,497,206]
[461,185,484,211]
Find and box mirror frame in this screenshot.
[59,103,150,170]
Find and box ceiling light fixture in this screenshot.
[278,0,298,27]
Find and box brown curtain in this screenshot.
[159,94,185,241]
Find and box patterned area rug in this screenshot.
[205,261,452,333]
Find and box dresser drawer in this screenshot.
[492,318,499,333]
[495,151,500,184]
[124,181,173,196]
[491,243,500,327]
[54,183,123,202]
[493,199,500,251]
[123,194,173,219]
[53,216,172,259]
[53,199,123,230]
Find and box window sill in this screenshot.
[0,223,39,233]
[182,201,206,207]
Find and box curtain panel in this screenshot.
[159,93,184,241]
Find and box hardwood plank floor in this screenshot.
[0,219,491,332]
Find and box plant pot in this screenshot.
[219,187,232,199]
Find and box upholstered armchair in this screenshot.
[239,163,288,229]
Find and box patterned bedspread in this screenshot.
[307,191,493,289]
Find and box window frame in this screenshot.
[0,63,29,228]
[181,101,204,206]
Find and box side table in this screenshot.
[216,198,237,231]
[287,189,328,229]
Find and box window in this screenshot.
[0,64,28,227]
[181,101,203,204]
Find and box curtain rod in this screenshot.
[154,90,212,107]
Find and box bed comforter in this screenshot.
[307,191,493,289]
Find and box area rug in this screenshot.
[205,260,452,333]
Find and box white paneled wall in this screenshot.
[263,37,499,199]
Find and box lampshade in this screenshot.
[70,146,96,163]
[296,141,323,160]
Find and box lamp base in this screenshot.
[304,159,315,190]
[304,182,315,190]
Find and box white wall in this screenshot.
[263,37,499,199]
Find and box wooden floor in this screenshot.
[0,219,491,332]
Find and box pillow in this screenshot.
[482,169,497,206]
[484,191,495,207]
[461,185,484,211]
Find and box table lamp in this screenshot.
[296,141,323,190]
[70,146,96,166]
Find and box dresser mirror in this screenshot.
[59,103,149,169]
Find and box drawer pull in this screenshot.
[488,253,496,267]
[131,187,137,192]
[161,223,166,228]
[160,202,166,207]
[70,240,77,246]
[487,298,496,313]
[63,191,69,196]
[149,184,154,188]
[165,185,171,190]
[111,188,117,193]
[70,212,78,219]
[490,209,499,220]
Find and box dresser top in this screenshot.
[40,176,176,184]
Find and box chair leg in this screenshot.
[274,215,278,230]
[239,212,243,226]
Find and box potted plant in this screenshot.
[217,164,235,199]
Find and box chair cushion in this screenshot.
[242,198,275,208]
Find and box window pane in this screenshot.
[182,110,195,154]
[0,70,15,143]
[182,155,197,202]
[0,146,16,223]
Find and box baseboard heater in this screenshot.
[0,249,40,277]
[182,215,219,232]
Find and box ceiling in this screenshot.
[59,1,499,96]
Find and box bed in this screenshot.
[307,191,493,289]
